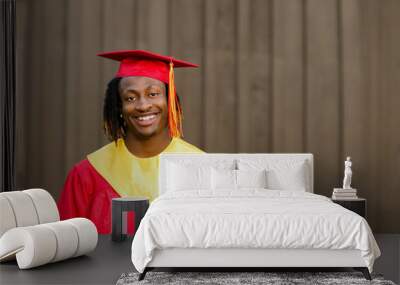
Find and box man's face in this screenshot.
[119,76,168,139]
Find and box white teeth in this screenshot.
[137,114,156,121]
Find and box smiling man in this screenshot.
[57,50,203,234]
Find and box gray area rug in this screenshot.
[116,271,396,285]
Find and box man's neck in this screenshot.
[124,131,172,158]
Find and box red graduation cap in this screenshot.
[97,50,199,138]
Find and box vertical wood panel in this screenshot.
[27,0,46,188]
[248,0,273,152]
[102,0,137,53]
[272,0,304,152]
[236,0,251,152]
[136,0,169,54]
[379,0,400,233]
[170,0,205,149]
[78,0,103,158]
[21,0,67,197]
[101,0,137,83]
[306,0,340,197]
[65,0,82,170]
[15,0,30,189]
[40,0,67,196]
[237,0,272,153]
[204,0,237,152]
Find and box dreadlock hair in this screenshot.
[103,77,123,142]
[103,77,183,143]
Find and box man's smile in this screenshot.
[131,112,160,127]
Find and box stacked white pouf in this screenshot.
[0,189,98,269]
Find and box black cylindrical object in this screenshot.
[111,197,149,242]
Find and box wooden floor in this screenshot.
[374,234,400,284]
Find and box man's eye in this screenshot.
[149,92,160,97]
[127,96,135,101]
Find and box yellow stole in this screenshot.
[87,138,203,201]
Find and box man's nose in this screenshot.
[135,96,152,111]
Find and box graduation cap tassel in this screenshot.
[168,61,183,138]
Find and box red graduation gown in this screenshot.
[57,138,203,234]
[57,159,121,234]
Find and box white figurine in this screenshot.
[343,156,352,189]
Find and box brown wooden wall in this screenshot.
[15,0,400,233]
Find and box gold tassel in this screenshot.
[168,61,183,138]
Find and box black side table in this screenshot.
[332,198,366,218]
[112,197,149,242]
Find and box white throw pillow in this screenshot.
[238,159,309,191]
[212,168,237,190]
[266,165,307,191]
[211,169,268,190]
[236,169,267,189]
[167,163,212,191]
